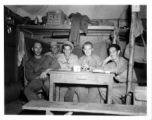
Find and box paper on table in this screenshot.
[59,68,72,71]
[92,69,111,73]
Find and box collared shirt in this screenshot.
[44,52,61,60]
[103,57,137,87]
[25,55,60,82]
[79,54,102,68]
[57,53,79,68]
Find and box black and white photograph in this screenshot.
[2,2,151,119]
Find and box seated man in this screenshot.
[75,42,102,103]
[99,44,138,104]
[24,42,60,101]
[57,41,79,101]
[45,41,61,60]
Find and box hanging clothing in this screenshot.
[134,19,144,38]
[124,43,146,63]
[80,15,90,34]
[18,32,25,66]
[22,41,29,66]
[69,13,90,46]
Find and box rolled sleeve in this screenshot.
[116,58,128,74]
[103,57,128,74]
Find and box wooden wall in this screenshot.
[4,6,24,103]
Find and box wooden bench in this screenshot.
[22,100,147,116]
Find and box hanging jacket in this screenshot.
[69,13,90,46]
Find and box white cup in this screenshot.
[73,66,81,72]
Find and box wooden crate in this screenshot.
[133,86,147,106]
[46,10,65,26]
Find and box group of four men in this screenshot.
[24,40,137,104]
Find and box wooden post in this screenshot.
[14,25,20,81]
[46,110,54,115]
[112,27,117,44]
[49,75,54,101]
[126,12,137,104]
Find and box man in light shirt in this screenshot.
[57,41,79,101]
[99,44,138,104]
[75,42,102,103]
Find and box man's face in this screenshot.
[63,45,72,56]
[109,47,120,61]
[51,45,58,54]
[32,43,42,56]
[83,44,94,56]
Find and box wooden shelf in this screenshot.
[18,24,114,30]
[18,24,115,35]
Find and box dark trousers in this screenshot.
[24,77,50,101]
[64,87,75,102]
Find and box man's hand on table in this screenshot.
[89,66,95,71]
[66,63,73,69]
[82,65,95,71]
[62,62,73,69]
[82,64,89,70]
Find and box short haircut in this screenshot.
[108,44,121,51]
[32,42,42,48]
[82,42,93,49]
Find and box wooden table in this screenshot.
[49,70,114,104]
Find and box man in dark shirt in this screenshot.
[24,42,60,101]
